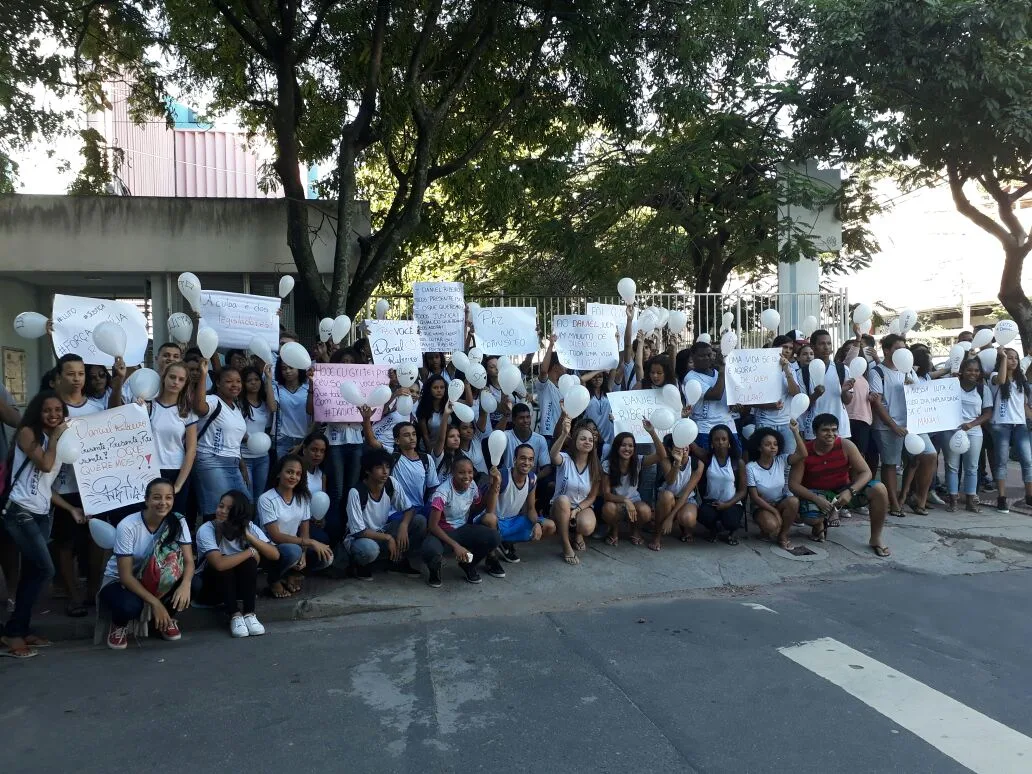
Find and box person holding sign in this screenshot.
[989,348,1032,513]
[549,416,601,566]
[945,357,992,512]
[752,336,802,455]
[683,341,735,450]
[192,363,249,518]
[600,425,666,547]
[746,421,807,549]
[653,435,705,550]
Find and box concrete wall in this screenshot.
[0,195,369,275]
[0,277,48,407]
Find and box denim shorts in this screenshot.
[875,428,933,466]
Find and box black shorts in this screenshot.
[51,492,84,545]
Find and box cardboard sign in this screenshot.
[725,349,783,406]
[312,363,392,423]
[51,294,150,367]
[365,319,422,366]
[585,303,638,343]
[473,307,538,356]
[905,377,963,434]
[413,281,465,353]
[608,390,662,443]
[552,315,620,371]
[198,290,281,351]
[69,403,161,516]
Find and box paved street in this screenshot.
[4,568,1031,773]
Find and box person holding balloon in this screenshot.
[147,362,198,516]
[752,335,803,455]
[682,340,735,451]
[746,421,807,548]
[653,426,706,550]
[536,334,566,445]
[943,357,993,512]
[272,356,312,461]
[191,362,250,517]
[239,364,276,502]
[549,412,601,566]
[478,443,557,563]
[989,347,1032,513]
[600,424,666,547]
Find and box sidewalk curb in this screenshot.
[932,529,1032,557]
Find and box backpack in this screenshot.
[357,478,395,511]
[137,518,185,598]
[391,450,430,476]
[195,400,223,440]
[0,448,33,517]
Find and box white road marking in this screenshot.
[779,637,1032,773]
[740,603,777,614]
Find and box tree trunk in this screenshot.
[998,244,1032,352]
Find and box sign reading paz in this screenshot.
[198,290,281,351]
[473,307,538,356]
[905,377,962,434]
[366,320,422,366]
[51,294,150,367]
[413,281,465,353]
[312,364,392,423]
[724,349,783,406]
[608,390,662,443]
[552,315,619,371]
[70,403,161,516]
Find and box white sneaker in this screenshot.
[230,614,249,638]
[242,613,265,636]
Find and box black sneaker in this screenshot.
[461,563,483,584]
[354,564,373,581]
[499,543,520,563]
[484,556,506,578]
[391,560,422,578]
[996,497,1010,514]
[427,561,442,588]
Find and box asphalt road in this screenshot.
[3,568,1031,774]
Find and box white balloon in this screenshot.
[650,407,676,432]
[800,315,819,337]
[248,335,273,365]
[452,402,475,424]
[318,317,334,343]
[479,391,498,413]
[809,359,826,386]
[367,385,393,408]
[451,351,470,374]
[310,491,330,520]
[339,381,365,406]
[904,432,926,456]
[375,299,390,320]
[789,393,810,419]
[448,379,466,402]
[395,362,419,388]
[177,272,202,311]
[948,430,970,455]
[638,311,657,335]
[467,302,482,320]
[278,276,295,299]
[488,430,508,467]
[563,385,590,418]
[949,344,965,374]
[280,342,311,370]
[56,430,81,464]
[89,518,116,550]
[498,364,522,395]
[617,277,636,304]
[331,315,352,343]
[855,319,872,333]
[741,424,756,440]
[979,347,998,373]
[395,395,413,416]
[848,357,867,380]
[654,308,670,328]
[93,321,127,358]
[1021,356,1032,374]
[246,432,272,455]
[661,383,682,413]
[889,318,902,335]
[721,311,735,329]
[696,333,711,344]
[671,418,699,448]
[128,368,161,401]
[197,327,219,359]
[994,319,1018,346]
[467,364,488,390]
[683,380,703,406]
[892,348,913,373]
[759,309,780,331]
[667,311,688,335]
[13,311,49,339]
[720,330,738,356]
[852,303,872,325]
[558,373,580,398]
[468,347,484,364]
[167,312,193,344]
[899,308,918,333]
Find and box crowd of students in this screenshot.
[0,303,1026,659]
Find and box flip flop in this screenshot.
[23,635,53,648]
[562,552,580,565]
[871,545,891,558]
[0,638,39,659]
[629,535,645,546]
[604,535,619,547]
[889,509,905,519]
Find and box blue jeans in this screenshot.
[327,444,363,544]
[944,431,984,495]
[264,541,333,584]
[193,454,248,516]
[991,423,1032,483]
[99,582,176,627]
[276,435,304,461]
[0,503,54,638]
[346,514,427,566]
[242,455,270,503]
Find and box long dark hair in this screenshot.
[748,427,785,460]
[17,390,67,449]
[1000,348,1028,401]
[643,355,675,389]
[607,432,640,488]
[912,344,934,379]
[239,365,265,419]
[144,478,184,548]
[271,453,311,501]
[300,430,330,471]
[215,489,254,544]
[417,374,448,421]
[708,424,741,462]
[275,356,308,386]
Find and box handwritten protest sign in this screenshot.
[608,390,662,443]
[70,403,160,516]
[473,307,538,356]
[413,281,465,352]
[586,303,638,343]
[52,294,150,367]
[198,290,281,351]
[906,377,962,434]
[725,349,782,405]
[552,315,619,371]
[366,319,422,366]
[312,363,392,422]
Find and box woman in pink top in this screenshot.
[836,342,877,477]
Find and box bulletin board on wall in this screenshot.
[2,347,27,405]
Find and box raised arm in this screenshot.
[549,415,571,466]
[539,334,557,384]
[192,359,211,416]
[787,420,807,465]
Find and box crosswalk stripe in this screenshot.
[779,637,1032,773]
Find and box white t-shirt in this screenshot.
[553,452,594,505]
[460,438,488,474]
[257,488,311,539]
[194,520,270,574]
[868,365,908,429]
[813,362,851,439]
[684,370,732,434]
[274,382,310,439]
[537,379,563,437]
[991,375,1029,426]
[660,458,696,497]
[496,470,536,517]
[747,456,789,503]
[959,384,992,436]
[392,452,440,507]
[327,422,363,446]
[307,468,325,497]
[345,477,411,537]
[601,456,644,501]
[9,436,60,514]
[149,402,198,469]
[705,455,737,503]
[102,513,192,588]
[55,398,103,494]
[503,430,551,471]
[241,401,271,459]
[585,394,615,445]
[196,396,246,458]
[373,412,406,452]
[429,478,482,530]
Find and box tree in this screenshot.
[793,0,1032,344]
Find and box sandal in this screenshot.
[23,635,53,648]
[573,536,587,551]
[268,583,292,599]
[777,537,795,551]
[647,539,662,552]
[679,533,694,544]
[0,637,38,659]
[965,495,982,513]
[910,504,929,516]
[870,545,891,558]
[889,508,905,519]
[562,552,580,566]
[629,535,645,546]
[722,533,740,546]
[604,534,619,547]
[65,602,88,618]
[809,523,826,543]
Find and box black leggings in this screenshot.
[205,557,258,615]
[698,502,744,535]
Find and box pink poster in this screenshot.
[312,363,392,423]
